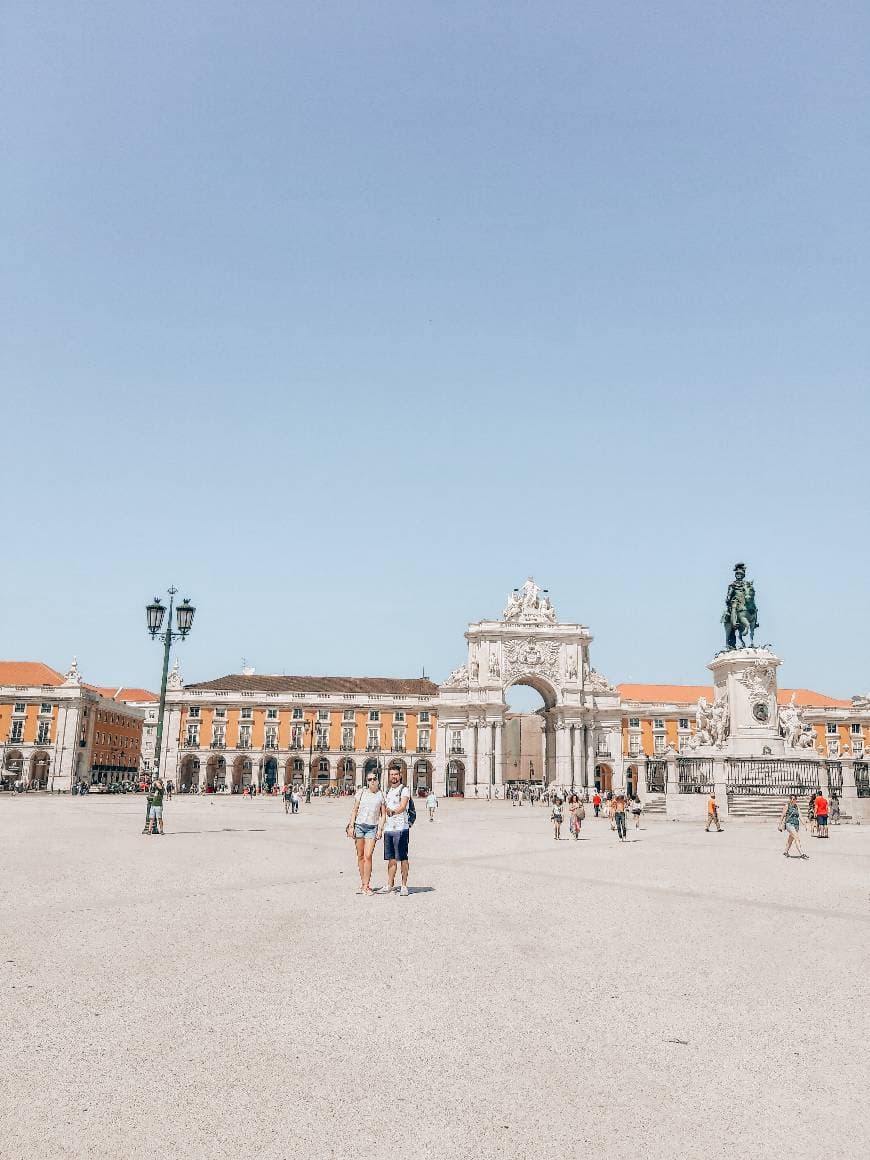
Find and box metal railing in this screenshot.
[856,762,869,798]
[646,759,667,794]
[677,758,713,794]
[726,757,821,797]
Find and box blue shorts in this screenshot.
[817,815,828,826]
[384,829,410,862]
[354,823,378,840]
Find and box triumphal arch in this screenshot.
[435,579,623,793]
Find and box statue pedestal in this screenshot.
[708,647,784,758]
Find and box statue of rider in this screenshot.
[722,562,758,649]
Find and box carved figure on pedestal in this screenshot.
[501,578,558,625]
[694,696,713,746]
[710,692,730,747]
[722,562,759,649]
[796,724,817,750]
[779,694,802,748]
[445,664,469,687]
[566,652,578,681]
[167,658,183,691]
[488,652,500,680]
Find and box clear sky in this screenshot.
[3,1,868,697]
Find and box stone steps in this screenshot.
[727,795,785,818]
[642,794,666,814]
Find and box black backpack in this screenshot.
[407,794,417,827]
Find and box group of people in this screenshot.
[547,790,642,841]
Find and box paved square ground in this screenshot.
[1,795,868,1160]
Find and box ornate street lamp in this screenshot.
[145,585,196,784]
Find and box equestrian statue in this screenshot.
[722,562,758,649]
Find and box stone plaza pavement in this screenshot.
[1,796,868,1160]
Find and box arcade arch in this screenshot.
[179,755,200,792]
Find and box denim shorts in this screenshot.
[354,822,378,840]
[149,805,163,819]
[384,829,410,862]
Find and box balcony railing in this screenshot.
[417,746,431,754]
[391,746,406,753]
[183,740,200,749]
[237,742,251,750]
[262,743,279,752]
[290,743,302,750]
[210,741,226,749]
[449,747,465,755]
[340,744,354,752]
[365,745,381,752]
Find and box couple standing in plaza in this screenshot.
[346,767,414,895]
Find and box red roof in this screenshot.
[0,661,65,687]
[617,683,851,709]
[93,686,159,703]
[186,674,440,696]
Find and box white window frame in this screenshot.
[368,710,380,722]
[628,717,640,729]
[419,711,430,723]
[826,722,838,735]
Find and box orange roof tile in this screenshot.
[93,686,159,703]
[617,683,851,709]
[0,661,65,687]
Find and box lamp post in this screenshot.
[145,586,195,786]
[304,719,315,802]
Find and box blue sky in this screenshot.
[3,1,868,696]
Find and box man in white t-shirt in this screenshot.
[384,768,411,896]
[426,790,438,822]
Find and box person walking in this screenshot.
[283,784,293,814]
[426,789,438,822]
[631,795,643,829]
[807,792,818,837]
[567,793,584,840]
[779,795,809,859]
[148,779,165,835]
[613,792,628,842]
[291,787,300,814]
[592,791,602,818]
[346,773,386,895]
[814,790,829,838]
[551,797,564,840]
[705,792,723,833]
[383,768,412,895]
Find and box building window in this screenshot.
[318,759,329,774]
[342,727,354,749]
[368,710,380,722]
[850,723,862,735]
[240,708,252,721]
[238,725,252,747]
[628,717,640,728]
[629,733,641,756]
[186,725,200,746]
[292,708,304,720]
[343,710,355,721]
[212,725,226,746]
[418,729,430,752]
[826,722,838,735]
[316,726,329,747]
[392,728,405,751]
[678,718,689,730]
[37,721,50,744]
[653,719,665,731]
[10,720,24,742]
[214,707,226,719]
[188,706,200,718]
[291,725,303,748]
[450,730,462,752]
[827,739,840,756]
[13,703,25,715]
[419,711,430,723]
[265,726,278,747]
[367,727,380,750]
[266,708,278,720]
[654,734,666,755]
[393,711,405,723]
[39,703,52,715]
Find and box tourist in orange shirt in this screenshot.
[814,791,829,838]
[592,792,602,818]
[705,792,723,832]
